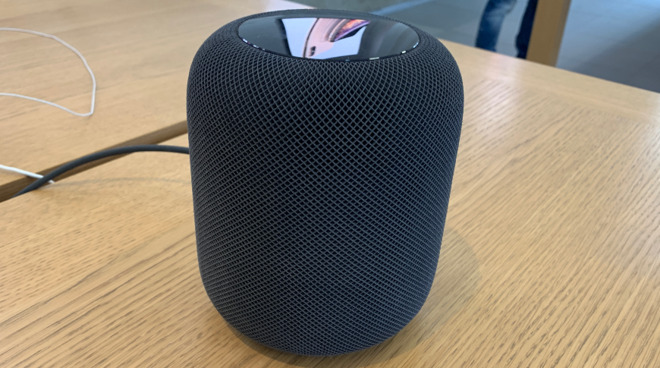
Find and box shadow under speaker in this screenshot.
[187,9,463,356]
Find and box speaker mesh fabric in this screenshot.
[187,10,463,356]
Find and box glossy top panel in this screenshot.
[238,14,419,61]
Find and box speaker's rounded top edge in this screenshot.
[236,10,420,62]
[199,8,453,65]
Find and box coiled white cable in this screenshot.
[0,27,96,183]
[0,27,96,116]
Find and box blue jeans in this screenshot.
[475,0,539,59]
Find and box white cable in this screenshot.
[1,27,94,186]
[0,164,55,184]
[0,27,96,117]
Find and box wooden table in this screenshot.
[0,0,308,201]
[2,2,660,367]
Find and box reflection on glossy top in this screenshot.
[238,15,419,61]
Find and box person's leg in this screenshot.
[475,0,518,52]
[515,0,539,58]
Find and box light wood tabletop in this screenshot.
[0,0,308,201]
[2,4,660,368]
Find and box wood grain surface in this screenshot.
[0,0,308,201]
[2,11,660,368]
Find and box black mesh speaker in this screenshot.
[187,9,463,356]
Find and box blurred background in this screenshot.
[292,0,660,93]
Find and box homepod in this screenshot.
[187,9,463,356]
